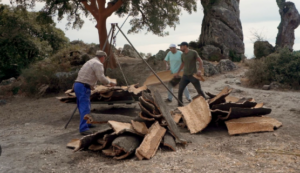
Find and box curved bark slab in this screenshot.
[208,87,232,106]
[112,135,142,160]
[138,102,162,119]
[84,114,136,124]
[178,96,212,134]
[212,101,257,111]
[220,107,272,121]
[225,116,282,135]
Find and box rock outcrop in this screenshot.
[215,59,237,73]
[199,0,244,59]
[155,50,167,61]
[254,41,275,58]
[275,0,300,51]
[122,44,139,58]
[203,61,219,77]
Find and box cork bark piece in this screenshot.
[171,113,182,124]
[138,102,162,118]
[107,121,140,135]
[131,120,149,135]
[74,124,113,152]
[139,96,157,114]
[84,114,136,124]
[135,121,166,160]
[139,112,155,121]
[225,96,240,103]
[162,132,176,151]
[178,96,212,134]
[112,135,142,160]
[128,84,147,95]
[211,101,257,111]
[225,116,282,135]
[220,107,272,121]
[254,103,264,108]
[66,139,80,149]
[208,87,233,105]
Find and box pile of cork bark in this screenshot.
[67,89,187,160]
[57,84,147,103]
[175,86,282,135]
[66,86,282,160]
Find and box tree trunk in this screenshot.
[97,17,117,69]
[275,1,300,51]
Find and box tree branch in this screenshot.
[80,0,99,19]
[104,0,124,17]
[97,0,106,12]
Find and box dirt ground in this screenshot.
[1,64,300,173]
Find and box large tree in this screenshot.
[275,0,300,51]
[10,0,197,68]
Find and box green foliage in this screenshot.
[0,4,69,81]
[229,50,242,62]
[10,0,197,37]
[246,48,300,89]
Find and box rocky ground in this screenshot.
[1,63,300,173]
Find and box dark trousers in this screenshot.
[178,75,206,106]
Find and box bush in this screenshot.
[229,50,242,62]
[246,48,300,89]
[21,62,77,95]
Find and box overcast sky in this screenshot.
[3,0,300,58]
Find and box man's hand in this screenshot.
[109,82,117,87]
[174,73,180,78]
[166,64,170,70]
[196,70,202,77]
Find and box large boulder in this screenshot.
[155,50,167,61]
[203,60,219,77]
[122,44,139,58]
[199,0,244,58]
[254,41,275,58]
[200,45,224,61]
[216,59,237,73]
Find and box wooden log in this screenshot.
[211,101,257,111]
[131,120,149,135]
[225,116,282,135]
[135,121,166,160]
[152,89,187,144]
[138,102,162,118]
[220,107,272,121]
[208,87,232,105]
[178,96,212,134]
[66,139,80,149]
[74,124,113,152]
[84,114,137,124]
[112,135,142,160]
[162,132,176,151]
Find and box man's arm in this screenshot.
[94,63,116,86]
[175,63,184,77]
[164,52,170,70]
[164,61,170,70]
[196,57,203,77]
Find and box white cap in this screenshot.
[169,44,176,48]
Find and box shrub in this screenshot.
[229,50,242,62]
[246,48,300,89]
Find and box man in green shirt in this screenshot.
[175,42,206,106]
[164,44,191,102]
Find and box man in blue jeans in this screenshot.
[74,50,116,135]
[175,42,206,107]
[164,44,191,102]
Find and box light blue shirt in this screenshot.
[164,50,183,74]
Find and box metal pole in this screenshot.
[115,25,183,105]
[64,107,78,129]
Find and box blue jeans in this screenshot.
[167,82,191,101]
[74,82,91,133]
